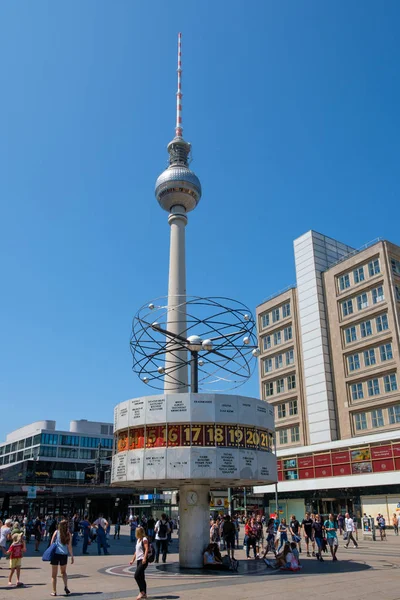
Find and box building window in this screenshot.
[33,434,41,445]
[380,343,393,362]
[100,425,109,435]
[354,267,365,284]
[101,438,113,449]
[289,400,298,416]
[264,358,273,373]
[282,303,291,318]
[342,299,354,317]
[80,449,96,460]
[357,293,368,311]
[276,378,285,393]
[395,286,400,302]
[284,326,293,342]
[348,354,360,372]
[291,426,300,443]
[59,435,79,447]
[275,354,283,369]
[345,326,357,344]
[25,437,32,448]
[277,403,286,419]
[372,286,384,304]
[361,320,372,338]
[262,313,270,328]
[355,413,367,431]
[263,335,271,350]
[41,433,59,446]
[265,382,274,397]
[17,440,24,451]
[368,259,380,276]
[364,349,376,367]
[371,409,384,428]
[279,429,288,445]
[286,349,294,365]
[384,373,397,392]
[339,274,350,290]
[80,437,101,448]
[388,405,400,424]
[287,374,296,390]
[272,308,280,323]
[274,331,282,345]
[367,378,380,397]
[351,383,364,400]
[376,314,389,332]
[40,446,57,458]
[391,258,400,275]
[58,447,79,459]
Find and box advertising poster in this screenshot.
[216,448,239,478]
[314,453,331,467]
[351,448,371,462]
[299,468,315,479]
[239,448,257,479]
[333,463,351,476]
[191,447,216,479]
[129,397,146,426]
[167,393,191,422]
[215,395,238,424]
[352,461,372,474]
[126,449,144,480]
[166,447,191,480]
[315,466,333,478]
[371,446,393,460]
[145,395,166,424]
[191,394,215,422]
[298,456,314,468]
[144,448,167,480]
[332,451,350,464]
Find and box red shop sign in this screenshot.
[392,444,400,458]
[372,459,395,473]
[332,450,350,464]
[394,458,400,470]
[277,460,283,471]
[278,471,283,481]
[299,467,315,479]
[314,454,331,467]
[333,463,351,476]
[315,465,333,478]
[298,456,314,468]
[371,446,393,460]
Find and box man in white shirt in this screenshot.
[154,513,171,563]
[93,514,109,555]
[343,512,358,549]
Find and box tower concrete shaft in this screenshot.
[164,206,188,392]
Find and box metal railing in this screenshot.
[258,284,297,307]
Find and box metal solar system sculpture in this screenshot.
[130,296,260,392]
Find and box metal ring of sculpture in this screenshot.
[130,296,259,391]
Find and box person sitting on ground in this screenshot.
[203,543,230,570]
[264,541,293,569]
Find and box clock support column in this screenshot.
[178,484,210,568]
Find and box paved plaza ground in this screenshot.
[0,525,399,600]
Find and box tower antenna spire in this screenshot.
[175,32,183,138]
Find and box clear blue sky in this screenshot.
[1,1,399,440]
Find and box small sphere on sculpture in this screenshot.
[187,335,202,351]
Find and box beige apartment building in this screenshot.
[254,231,400,524]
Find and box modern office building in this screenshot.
[255,231,400,523]
[0,419,120,516]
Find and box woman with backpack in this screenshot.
[130,526,149,600]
